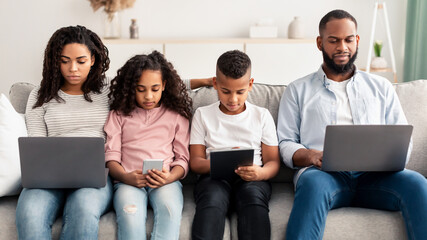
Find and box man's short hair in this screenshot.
[216,50,251,79]
[319,9,357,35]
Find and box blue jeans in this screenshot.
[192,175,272,240]
[113,181,183,240]
[286,167,427,240]
[15,177,113,240]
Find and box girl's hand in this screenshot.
[146,167,171,188]
[122,170,147,188]
[235,164,265,181]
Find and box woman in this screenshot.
[15,25,113,240]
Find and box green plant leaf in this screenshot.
[374,40,383,57]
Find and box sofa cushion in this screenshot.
[394,80,427,177]
[0,196,19,239]
[323,207,406,240]
[8,82,35,115]
[0,94,27,197]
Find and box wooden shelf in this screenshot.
[360,68,397,82]
[360,68,393,73]
[103,38,316,44]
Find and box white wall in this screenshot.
[0,0,407,95]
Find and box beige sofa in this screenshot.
[1,79,426,239]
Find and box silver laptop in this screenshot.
[18,137,108,188]
[321,125,413,172]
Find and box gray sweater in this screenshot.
[25,85,110,138]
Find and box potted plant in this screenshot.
[370,40,388,69]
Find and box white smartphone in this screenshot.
[142,159,164,174]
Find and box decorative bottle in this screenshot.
[130,19,139,39]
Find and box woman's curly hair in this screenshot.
[108,51,193,119]
[33,25,110,108]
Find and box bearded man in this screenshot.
[277,9,427,240]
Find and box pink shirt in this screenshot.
[104,105,190,178]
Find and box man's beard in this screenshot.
[322,48,358,75]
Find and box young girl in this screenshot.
[104,51,192,240]
[15,26,113,239]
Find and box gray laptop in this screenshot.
[321,125,413,172]
[18,137,108,188]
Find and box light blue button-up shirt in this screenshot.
[277,67,410,184]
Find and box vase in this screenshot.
[370,57,388,69]
[104,11,121,39]
[288,16,304,39]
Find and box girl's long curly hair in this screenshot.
[33,25,110,108]
[108,51,192,119]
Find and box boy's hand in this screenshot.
[235,165,265,181]
[122,170,147,188]
[146,167,171,188]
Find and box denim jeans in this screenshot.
[15,177,113,240]
[286,167,427,240]
[113,181,183,240]
[192,175,272,240]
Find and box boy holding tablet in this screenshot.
[190,50,280,240]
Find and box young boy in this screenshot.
[190,50,280,240]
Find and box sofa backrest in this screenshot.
[393,80,427,177]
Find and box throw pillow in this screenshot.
[0,93,27,197]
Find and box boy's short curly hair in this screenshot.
[216,50,251,79]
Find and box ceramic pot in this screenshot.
[371,57,388,69]
[288,16,304,39]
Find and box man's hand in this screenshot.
[307,149,323,168]
[293,148,323,168]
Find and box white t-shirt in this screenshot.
[190,101,278,166]
[326,78,354,125]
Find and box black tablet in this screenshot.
[210,148,254,181]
